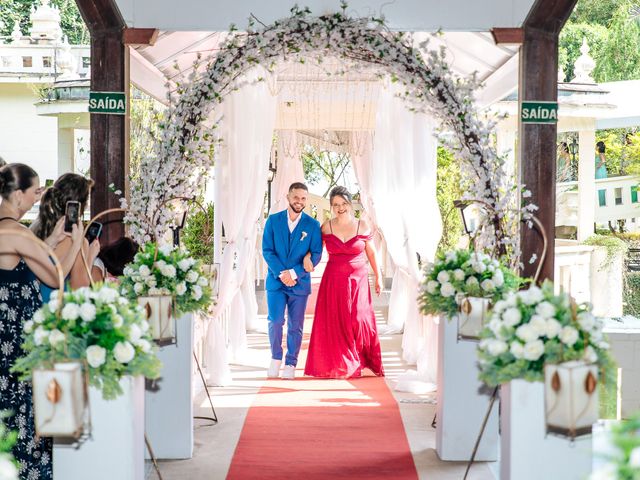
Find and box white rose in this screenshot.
[505,293,518,307]
[472,262,486,274]
[583,346,598,363]
[453,269,465,281]
[629,446,640,468]
[139,319,150,332]
[535,301,556,319]
[49,329,65,347]
[129,324,142,343]
[445,251,457,263]
[492,269,504,287]
[123,266,133,276]
[529,315,548,337]
[523,340,545,361]
[480,279,495,292]
[466,276,479,287]
[502,308,522,327]
[112,314,124,328]
[176,282,187,296]
[159,244,174,256]
[50,289,59,300]
[577,312,595,331]
[488,317,503,336]
[34,326,49,346]
[487,339,508,356]
[545,318,562,338]
[32,309,45,324]
[437,271,450,284]
[560,326,579,346]
[510,341,525,359]
[98,287,119,303]
[145,276,157,288]
[493,300,507,313]
[113,341,135,364]
[162,265,177,278]
[522,286,544,305]
[61,303,80,321]
[139,265,151,277]
[134,283,144,294]
[198,276,209,287]
[0,455,19,480]
[186,270,199,283]
[516,324,539,343]
[440,282,455,298]
[79,303,96,322]
[148,287,161,296]
[23,320,34,334]
[135,338,152,353]
[86,345,106,368]
[192,285,203,300]
[178,259,191,271]
[155,260,166,269]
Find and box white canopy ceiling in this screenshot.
[116,0,536,32]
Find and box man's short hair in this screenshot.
[289,182,308,192]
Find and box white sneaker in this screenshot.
[267,359,282,378]
[282,365,296,380]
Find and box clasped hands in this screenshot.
[279,270,296,287]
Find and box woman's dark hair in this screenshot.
[329,186,352,205]
[0,163,38,200]
[98,237,139,276]
[596,141,606,154]
[560,142,569,154]
[31,173,94,239]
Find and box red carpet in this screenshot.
[227,374,418,479]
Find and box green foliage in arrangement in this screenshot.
[120,243,213,316]
[181,203,214,265]
[11,283,162,400]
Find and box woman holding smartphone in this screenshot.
[31,173,99,301]
[0,164,84,479]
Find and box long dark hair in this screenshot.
[0,163,38,200]
[32,173,93,239]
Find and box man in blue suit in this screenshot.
[262,182,322,379]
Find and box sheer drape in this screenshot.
[271,131,304,213]
[206,68,277,382]
[351,84,441,371]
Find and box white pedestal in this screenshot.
[436,316,499,461]
[54,376,144,480]
[501,380,592,480]
[145,313,194,459]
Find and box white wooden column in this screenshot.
[57,127,75,174]
[577,123,596,241]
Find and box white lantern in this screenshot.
[32,362,88,438]
[457,297,491,341]
[544,361,599,439]
[138,295,176,345]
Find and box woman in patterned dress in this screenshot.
[0,163,83,479]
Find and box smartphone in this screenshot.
[64,201,81,233]
[85,221,103,243]
[45,179,54,188]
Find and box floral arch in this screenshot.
[125,5,532,264]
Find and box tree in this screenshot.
[301,146,353,198]
[0,0,89,44]
[597,1,640,81]
[569,0,624,25]
[436,146,464,254]
[129,87,165,183]
[559,23,608,81]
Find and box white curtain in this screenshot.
[351,83,441,369]
[271,131,305,213]
[206,67,277,377]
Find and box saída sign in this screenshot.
[520,101,558,124]
[89,91,126,115]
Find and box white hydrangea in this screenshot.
[135,338,152,354]
[545,318,562,338]
[79,303,97,322]
[535,301,556,319]
[145,276,157,288]
[198,276,209,287]
[577,312,595,331]
[480,279,495,291]
[114,341,135,364]
[49,329,65,347]
[61,303,80,321]
[86,345,107,368]
[583,346,598,363]
[472,262,486,274]
[159,244,174,256]
[492,269,504,287]
[23,320,34,334]
[529,315,548,337]
[34,326,49,346]
[487,339,508,356]
[516,324,538,343]
[176,282,187,296]
[0,454,19,480]
[465,276,478,287]
[453,269,465,281]
[510,341,524,359]
[98,287,119,304]
[192,284,203,300]
[440,282,455,298]
[493,300,507,313]
[33,309,45,324]
[502,308,521,327]
[161,265,177,278]
[113,314,124,328]
[186,270,199,283]
[139,265,151,277]
[178,259,191,271]
[523,339,545,361]
[445,251,457,263]
[129,324,143,343]
[134,283,144,294]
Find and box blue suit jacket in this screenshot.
[262,210,322,295]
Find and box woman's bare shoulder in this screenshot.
[321,219,332,234]
[358,218,372,235]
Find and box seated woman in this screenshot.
[31,173,100,301]
[92,237,139,283]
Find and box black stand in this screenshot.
[463,386,499,480]
[145,433,163,480]
[192,351,218,425]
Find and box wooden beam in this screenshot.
[123,28,159,46]
[491,28,523,45]
[75,0,127,244]
[518,0,578,283]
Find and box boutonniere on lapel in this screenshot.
[300,231,307,241]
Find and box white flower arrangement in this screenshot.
[419,249,520,318]
[120,242,213,315]
[0,413,17,480]
[477,281,614,387]
[121,5,533,266]
[12,283,162,400]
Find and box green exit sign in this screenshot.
[89,91,126,115]
[521,101,558,124]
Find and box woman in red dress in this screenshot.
[304,186,385,378]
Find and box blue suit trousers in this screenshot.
[267,289,308,367]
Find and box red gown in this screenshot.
[304,231,385,378]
